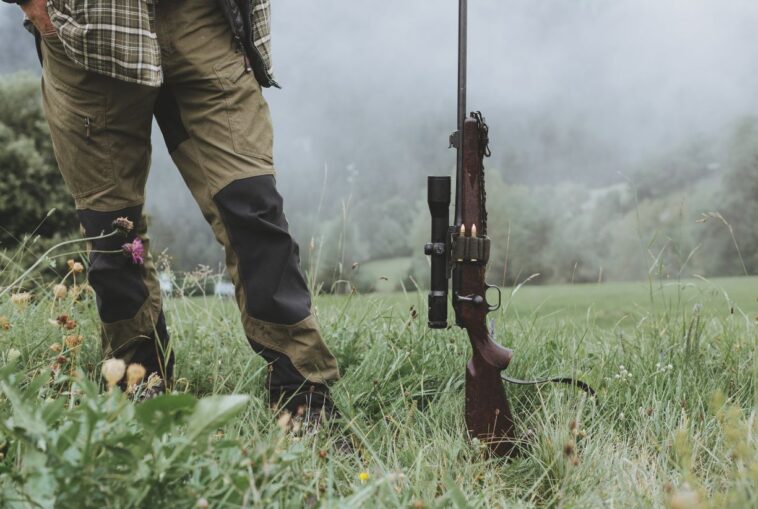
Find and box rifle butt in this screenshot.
[465,354,518,457]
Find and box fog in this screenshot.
[262,0,758,183]
[3,0,758,278]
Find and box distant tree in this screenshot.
[0,73,77,247]
[712,118,758,275]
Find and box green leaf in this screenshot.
[186,395,249,438]
[135,393,197,436]
[40,398,65,427]
[0,381,47,438]
[167,395,249,463]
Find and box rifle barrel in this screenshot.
[455,0,467,226]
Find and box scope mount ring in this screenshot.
[485,283,502,312]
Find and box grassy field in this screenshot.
[1,276,756,508]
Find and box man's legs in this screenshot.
[153,0,339,414]
[39,33,169,380]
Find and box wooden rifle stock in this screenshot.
[454,117,518,457]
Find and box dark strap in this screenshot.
[34,28,43,66]
[502,374,596,397]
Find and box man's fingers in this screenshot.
[39,19,57,37]
[21,0,56,36]
[29,17,55,37]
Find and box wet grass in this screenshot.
[1,276,756,508]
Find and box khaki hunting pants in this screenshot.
[40,0,339,405]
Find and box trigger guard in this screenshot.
[485,283,501,312]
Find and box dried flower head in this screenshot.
[145,373,162,389]
[122,238,145,265]
[667,483,700,509]
[64,335,83,350]
[50,342,62,353]
[53,284,68,300]
[0,316,10,330]
[112,216,134,234]
[56,314,69,325]
[67,260,84,273]
[196,499,209,509]
[63,319,77,330]
[101,358,126,389]
[276,411,292,431]
[10,292,31,307]
[126,363,146,391]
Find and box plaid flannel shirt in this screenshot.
[44,0,273,87]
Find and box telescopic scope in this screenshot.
[425,176,451,328]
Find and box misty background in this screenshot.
[3,0,758,290]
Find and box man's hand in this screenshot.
[20,0,56,36]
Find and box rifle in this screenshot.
[424,0,593,458]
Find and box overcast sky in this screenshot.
[265,0,758,178]
[3,0,758,190]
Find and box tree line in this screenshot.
[2,73,756,291]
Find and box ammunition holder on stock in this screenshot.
[452,235,490,264]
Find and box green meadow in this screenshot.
[0,276,756,508]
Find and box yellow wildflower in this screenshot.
[358,472,369,483]
[126,363,146,392]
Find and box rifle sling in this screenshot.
[501,374,596,397]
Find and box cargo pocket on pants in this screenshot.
[42,76,115,199]
[213,57,274,163]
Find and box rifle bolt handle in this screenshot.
[455,294,485,306]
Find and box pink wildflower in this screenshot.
[122,238,145,265]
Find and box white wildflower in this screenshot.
[101,358,126,389]
[7,348,21,363]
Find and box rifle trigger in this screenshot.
[485,283,502,313]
